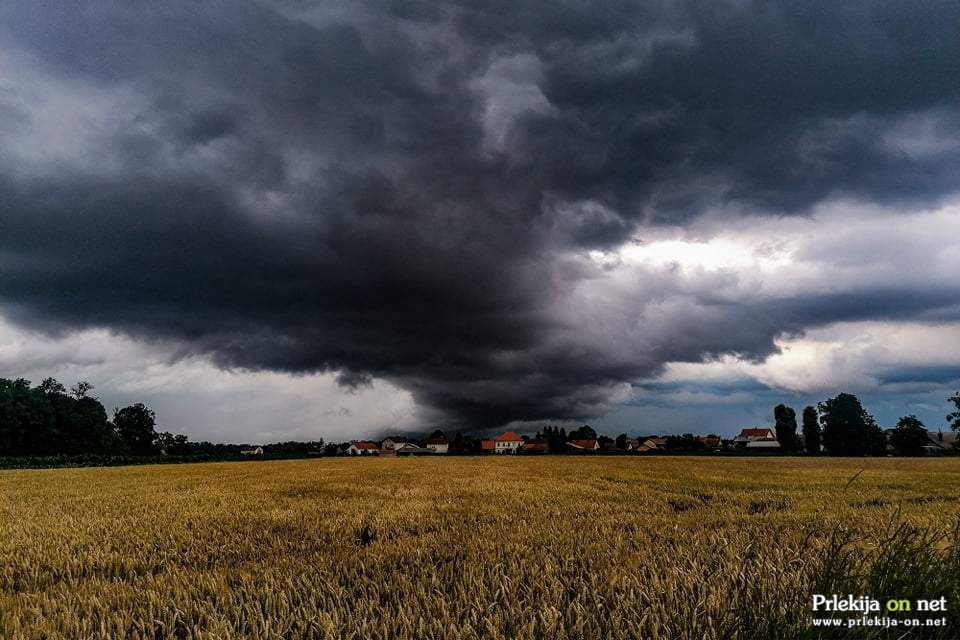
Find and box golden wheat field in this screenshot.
[2,457,959,640]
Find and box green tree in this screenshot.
[773,404,798,451]
[538,426,566,453]
[155,431,191,455]
[70,380,94,400]
[114,404,158,455]
[38,377,67,396]
[819,393,885,456]
[568,425,597,441]
[0,377,119,456]
[801,406,821,454]
[0,378,38,455]
[889,415,929,456]
[948,391,960,432]
[63,396,115,454]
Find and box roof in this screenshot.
[480,440,496,450]
[737,428,775,439]
[926,431,958,448]
[643,437,667,447]
[351,441,379,450]
[495,431,523,442]
[521,440,549,451]
[569,439,598,449]
[382,436,411,443]
[395,443,434,455]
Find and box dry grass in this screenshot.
[2,457,959,639]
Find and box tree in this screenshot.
[38,377,67,396]
[773,404,798,451]
[0,378,39,455]
[113,403,158,455]
[801,406,821,454]
[948,391,960,433]
[889,415,929,456]
[568,425,597,441]
[536,426,567,453]
[0,377,120,456]
[450,432,478,454]
[68,396,119,454]
[666,434,703,452]
[155,431,191,455]
[615,433,628,450]
[819,393,885,456]
[70,380,94,400]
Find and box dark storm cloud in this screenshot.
[2,1,960,428]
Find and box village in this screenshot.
[343,429,727,456]
[337,425,958,456]
[325,394,959,458]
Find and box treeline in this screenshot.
[0,377,158,456]
[769,391,960,456]
[3,376,958,463]
[536,425,609,452]
[0,377,325,462]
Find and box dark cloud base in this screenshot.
[2,1,960,428]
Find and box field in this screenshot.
[2,457,959,639]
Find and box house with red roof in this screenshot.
[733,427,780,450]
[481,431,524,454]
[733,428,776,444]
[346,441,380,455]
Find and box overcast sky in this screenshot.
[2,1,959,441]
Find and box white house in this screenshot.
[734,428,777,444]
[423,435,449,454]
[481,431,523,454]
[745,440,781,449]
[346,441,380,455]
[395,443,433,456]
[381,437,412,451]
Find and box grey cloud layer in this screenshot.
[1,1,959,427]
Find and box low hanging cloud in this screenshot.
[0,318,420,442]
[2,1,960,430]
